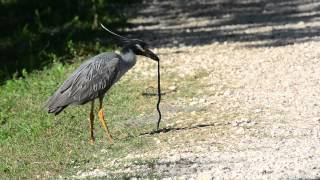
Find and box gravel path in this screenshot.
[75,0,320,179]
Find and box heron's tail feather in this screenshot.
[48,105,67,115]
[45,92,69,115]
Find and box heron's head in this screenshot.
[100,24,159,61]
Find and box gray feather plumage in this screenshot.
[45,28,159,116]
[45,24,160,142]
[46,52,123,115]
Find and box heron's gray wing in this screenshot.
[45,59,94,107]
[68,57,120,105]
[46,55,120,110]
[59,60,93,94]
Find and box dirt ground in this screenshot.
[74,0,320,179]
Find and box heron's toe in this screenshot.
[89,139,95,145]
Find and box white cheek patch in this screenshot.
[136,44,145,52]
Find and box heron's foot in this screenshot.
[107,136,113,144]
[104,130,113,144]
[89,138,95,145]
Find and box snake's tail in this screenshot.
[156,60,162,130]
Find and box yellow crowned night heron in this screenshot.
[45,24,159,144]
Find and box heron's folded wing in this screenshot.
[67,57,120,104]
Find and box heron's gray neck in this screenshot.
[120,48,136,68]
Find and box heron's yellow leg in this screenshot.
[89,100,95,144]
[98,97,113,144]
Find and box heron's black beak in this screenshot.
[144,49,159,61]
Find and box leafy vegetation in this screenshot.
[0,0,137,83]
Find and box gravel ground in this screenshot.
[74,0,320,179]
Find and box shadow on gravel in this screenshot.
[127,0,320,48]
[140,123,216,136]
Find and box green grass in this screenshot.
[0,57,158,178]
